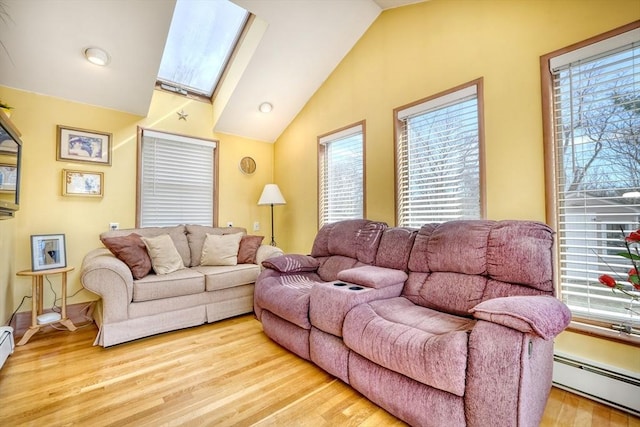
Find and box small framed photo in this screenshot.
[0,164,17,192]
[31,234,66,271]
[57,125,112,165]
[62,169,104,197]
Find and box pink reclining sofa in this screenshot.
[254,219,571,426]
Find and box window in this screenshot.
[157,0,249,98]
[542,23,640,334]
[395,79,484,227]
[137,128,218,227]
[318,122,365,227]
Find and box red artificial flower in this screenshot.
[625,229,640,243]
[598,274,617,288]
[629,268,639,285]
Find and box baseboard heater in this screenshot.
[0,326,15,370]
[553,352,640,416]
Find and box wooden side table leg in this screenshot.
[17,327,41,346]
[59,318,77,332]
[18,277,42,346]
[31,276,38,327]
[59,271,76,331]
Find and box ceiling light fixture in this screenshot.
[84,47,110,66]
[259,102,273,113]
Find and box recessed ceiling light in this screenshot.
[259,102,273,113]
[84,47,110,66]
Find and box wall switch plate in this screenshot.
[253,221,260,231]
[227,222,233,227]
[109,222,119,231]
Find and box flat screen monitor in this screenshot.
[0,111,22,218]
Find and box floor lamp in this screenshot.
[258,184,286,246]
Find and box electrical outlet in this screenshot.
[253,221,260,231]
[109,222,119,231]
[227,222,233,227]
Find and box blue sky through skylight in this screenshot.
[158,0,248,97]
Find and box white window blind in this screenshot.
[319,124,364,227]
[396,84,481,227]
[139,129,216,227]
[550,31,640,327]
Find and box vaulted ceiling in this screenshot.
[0,0,424,142]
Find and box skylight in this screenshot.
[157,0,249,98]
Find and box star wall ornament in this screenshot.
[177,110,188,121]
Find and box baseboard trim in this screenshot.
[9,301,96,338]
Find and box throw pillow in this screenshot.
[237,235,264,264]
[200,233,243,266]
[101,233,152,279]
[262,254,320,273]
[141,234,185,275]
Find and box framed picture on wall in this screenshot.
[30,234,66,271]
[62,169,104,197]
[57,125,112,165]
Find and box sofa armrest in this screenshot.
[255,245,285,267]
[469,295,571,340]
[261,253,319,273]
[80,248,134,323]
[337,266,408,289]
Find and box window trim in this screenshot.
[540,20,640,344]
[393,78,486,226]
[317,120,367,229]
[135,126,219,228]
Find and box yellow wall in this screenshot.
[0,86,274,325]
[273,0,640,370]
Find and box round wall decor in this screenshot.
[239,156,256,175]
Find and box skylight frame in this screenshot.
[156,0,250,100]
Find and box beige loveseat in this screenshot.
[81,224,282,347]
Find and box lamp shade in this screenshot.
[258,184,286,205]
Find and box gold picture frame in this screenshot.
[62,169,104,197]
[57,125,112,165]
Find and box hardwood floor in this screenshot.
[0,315,637,426]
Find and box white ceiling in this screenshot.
[0,0,424,143]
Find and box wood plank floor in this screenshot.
[0,315,637,426]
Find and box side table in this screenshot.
[16,266,77,345]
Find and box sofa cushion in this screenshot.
[101,225,190,267]
[343,297,475,397]
[194,264,260,291]
[375,227,418,271]
[200,233,242,266]
[337,266,408,289]
[486,220,554,291]
[402,271,487,317]
[100,233,152,279]
[186,224,246,267]
[311,219,386,264]
[262,254,320,273]
[317,255,366,282]
[238,235,264,264]
[142,234,185,275]
[254,270,322,330]
[132,268,204,302]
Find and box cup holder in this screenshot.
[349,286,364,291]
[333,282,348,287]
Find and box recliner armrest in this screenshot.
[261,253,319,273]
[337,265,408,289]
[469,295,571,339]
